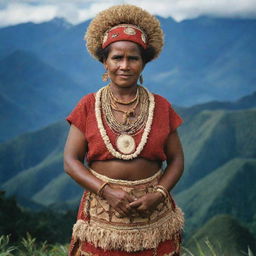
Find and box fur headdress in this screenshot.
[85,4,164,62]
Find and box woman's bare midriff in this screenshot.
[90,158,162,181]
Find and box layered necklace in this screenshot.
[102,85,149,134]
[95,85,155,160]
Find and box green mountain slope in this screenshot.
[0,121,68,185]
[185,215,256,255]
[176,108,256,192]
[176,158,256,235]
[2,152,64,199]
[32,173,82,207]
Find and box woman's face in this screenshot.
[104,41,144,88]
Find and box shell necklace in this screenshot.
[95,85,155,160]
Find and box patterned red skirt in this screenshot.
[69,170,184,256]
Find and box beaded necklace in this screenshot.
[95,85,155,160]
[109,86,140,125]
[109,86,139,105]
[102,86,149,133]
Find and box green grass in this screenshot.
[0,234,254,256]
[0,234,68,256]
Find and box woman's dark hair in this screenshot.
[96,43,156,65]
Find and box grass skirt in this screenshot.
[69,169,184,256]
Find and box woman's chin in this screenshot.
[111,80,138,88]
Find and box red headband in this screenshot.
[102,24,147,49]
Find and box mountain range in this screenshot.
[0,16,255,143]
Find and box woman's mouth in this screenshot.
[117,74,132,78]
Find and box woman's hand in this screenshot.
[102,185,136,217]
[129,192,164,217]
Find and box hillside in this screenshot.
[0,121,68,185]
[175,108,256,192]
[176,158,256,236]
[185,215,256,255]
[0,50,85,142]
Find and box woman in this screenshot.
[64,4,184,256]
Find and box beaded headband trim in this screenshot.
[102,24,147,49]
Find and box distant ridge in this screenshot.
[0,18,72,59]
[177,90,256,121]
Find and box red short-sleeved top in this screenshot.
[66,92,183,164]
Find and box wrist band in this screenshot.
[155,188,167,199]
[97,182,109,198]
[155,185,169,199]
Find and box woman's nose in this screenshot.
[119,59,129,70]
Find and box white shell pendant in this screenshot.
[116,134,135,154]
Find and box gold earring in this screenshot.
[139,74,143,85]
[102,71,109,82]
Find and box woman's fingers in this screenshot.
[126,194,137,203]
[115,207,126,217]
[129,199,142,208]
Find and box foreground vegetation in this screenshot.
[0,192,76,245]
[0,234,255,256]
[182,238,255,256]
[0,234,68,256]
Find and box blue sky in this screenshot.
[0,0,256,27]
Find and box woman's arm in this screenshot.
[159,129,184,190]
[129,130,184,213]
[64,124,135,216]
[64,124,103,193]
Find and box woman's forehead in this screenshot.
[108,41,141,54]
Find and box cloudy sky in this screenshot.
[0,0,256,27]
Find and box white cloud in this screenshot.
[127,0,256,21]
[0,0,256,27]
[76,1,120,24]
[0,3,57,27]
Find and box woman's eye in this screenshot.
[129,56,139,60]
[112,56,122,60]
